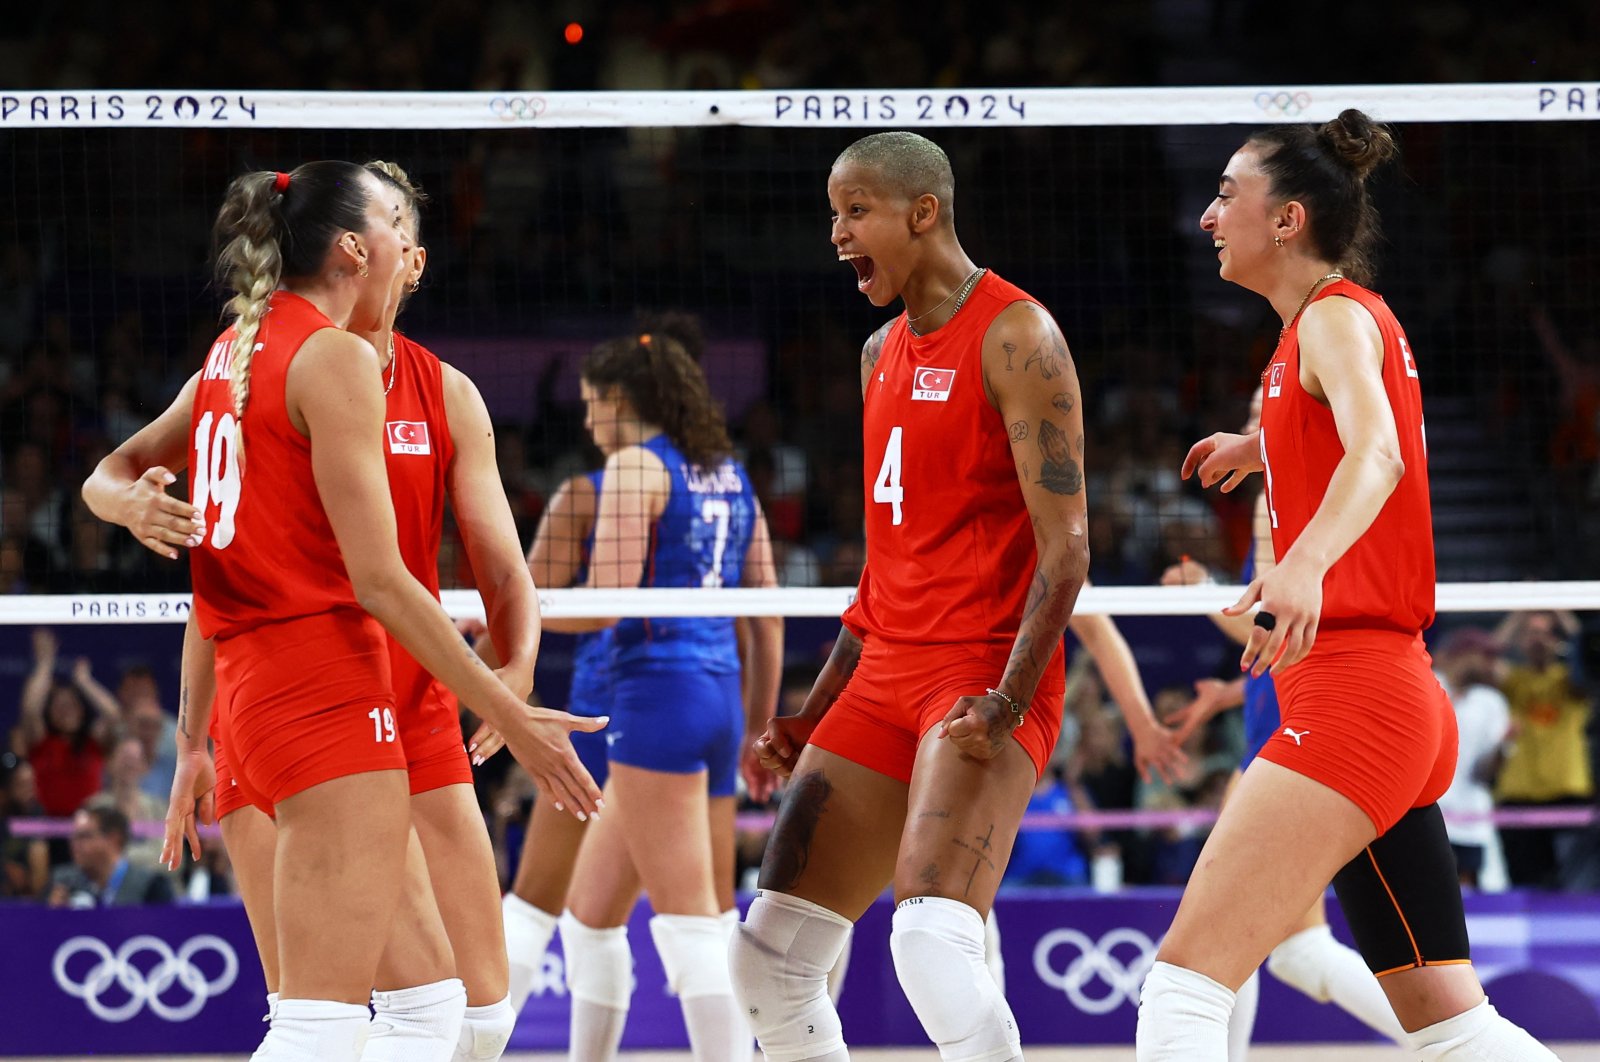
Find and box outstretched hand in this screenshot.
[1182,431,1263,493]
[1225,557,1323,676]
[1128,720,1188,785]
[124,466,205,560]
[161,748,216,871]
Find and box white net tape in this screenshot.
[5,581,1597,625]
[4,83,1597,130]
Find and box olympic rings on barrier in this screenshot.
[52,934,239,1022]
[1255,91,1314,116]
[1032,926,1158,1015]
[489,96,548,120]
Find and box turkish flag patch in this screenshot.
[387,420,432,455]
[911,366,957,402]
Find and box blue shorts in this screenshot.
[1240,671,1281,768]
[568,632,614,789]
[607,665,743,797]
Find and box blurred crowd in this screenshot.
[4,606,1596,905]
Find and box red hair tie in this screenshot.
[272,171,291,194]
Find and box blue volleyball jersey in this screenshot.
[1239,541,1282,766]
[612,435,756,674]
[568,469,613,717]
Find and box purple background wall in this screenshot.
[5,890,1596,1056]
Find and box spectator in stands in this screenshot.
[1003,767,1090,887]
[1494,610,1595,888]
[1435,627,1513,890]
[1,754,49,899]
[99,736,166,871]
[14,629,120,819]
[45,799,174,907]
[120,676,177,803]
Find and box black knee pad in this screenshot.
[1331,803,1471,977]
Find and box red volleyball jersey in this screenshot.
[1258,279,1435,633]
[382,331,456,716]
[189,291,362,640]
[843,271,1061,650]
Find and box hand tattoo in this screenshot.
[1037,421,1085,495]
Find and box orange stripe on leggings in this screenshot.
[1374,958,1474,979]
[1365,847,1422,970]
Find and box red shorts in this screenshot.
[809,636,1066,784]
[211,733,256,821]
[390,649,472,796]
[214,609,404,812]
[1259,629,1457,835]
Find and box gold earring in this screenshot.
[1273,235,1284,247]
[357,260,370,278]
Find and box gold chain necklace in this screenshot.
[383,335,397,396]
[1280,271,1344,340]
[907,267,986,337]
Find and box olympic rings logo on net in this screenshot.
[1255,91,1313,116]
[489,96,548,121]
[52,934,239,1022]
[1032,926,1157,1015]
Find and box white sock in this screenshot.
[502,893,558,1015]
[1267,924,1406,1045]
[979,908,1004,998]
[363,978,468,1062]
[1136,960,1234,1061]
[890,897,1021,1062]
[252,998,372,1062]
[720,909,756,1061]
[1406,998,1560,1060]
[560,912,633,1062]
[1227,968,1259,1062]
[454,996,516,1062]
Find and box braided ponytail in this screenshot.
[209,160,373,455]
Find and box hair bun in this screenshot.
[1319,108,1398,179]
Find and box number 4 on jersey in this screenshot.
[874,426,905,526]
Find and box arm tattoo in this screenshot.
[1023,337,1063,380]
[177,686,189,741]
[1003,342,1017,371]
[1022,571,1047,622]
[860,324,891,395]
[760,770,833,891]
[1008,420,1029,443]
[1052,392,1075,415]
[1037,421,1085,495]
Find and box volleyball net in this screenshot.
[1,83,1597,668]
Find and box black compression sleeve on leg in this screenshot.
[1331,803,1471,977]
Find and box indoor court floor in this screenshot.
[26,1048,1600,1061]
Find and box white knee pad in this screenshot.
[1135,960,1234,1062]
[729,890,853,1062]
[455,996,516,1061]
[983,908,1005,995]
[649,913,734,1000]
[890,897,1021,1062]
[558,911,635,1011]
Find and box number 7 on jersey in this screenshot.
[874,426,904,526]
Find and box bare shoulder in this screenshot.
[985,300,1072,377]
[295,327,379,376]
[1299,295,1383,366]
